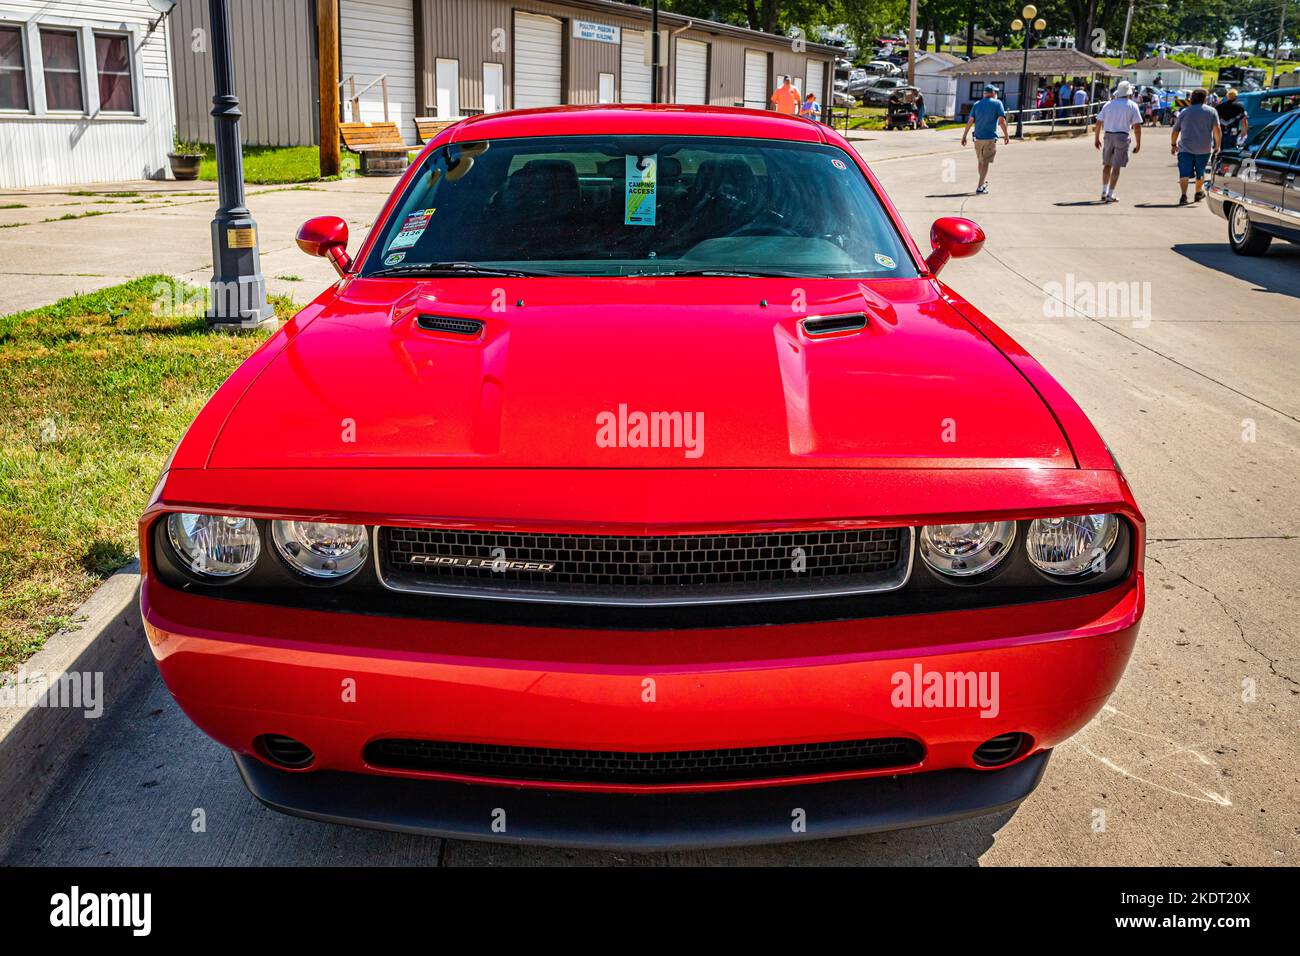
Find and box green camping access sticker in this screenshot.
[624,156,657,226]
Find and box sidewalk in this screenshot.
[0,177,394,314]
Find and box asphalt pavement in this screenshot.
[3,126,1297,866]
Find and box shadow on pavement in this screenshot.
[1172,242,1300,299]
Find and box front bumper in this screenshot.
[143,561,1141,844]
[236,748,1053,850]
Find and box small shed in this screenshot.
[1126,56,1204,91]
[942,47,1124,117]
[912,51,961,118]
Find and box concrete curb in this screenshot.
[0,560,145,850]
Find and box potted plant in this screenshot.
[168,135,203,181]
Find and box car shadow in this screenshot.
[1172,242,1300,299]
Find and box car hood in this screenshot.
[205,277,1074,470]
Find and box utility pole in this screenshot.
[205,0,273,328]
[1118,0,1135,68]
[318,0,339,177]
[908,0,918,87]
[1272,2,1289,87]
[651,0,660,103]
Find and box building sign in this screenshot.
[573,20,620,44]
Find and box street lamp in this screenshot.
[1010,6,1047,139]
[205,0,273,329]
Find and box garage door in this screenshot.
[514,11,562,109]
[806,59,825,110]
[743,50,768,109]
[674,38,707,105]
[340,0,417,140]
[621,30,652,103]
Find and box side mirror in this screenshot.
[925,216,985,276]
[296,216,351,276]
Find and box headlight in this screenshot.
[919,521,1016,577]
[166,512,260,578]
[1025,514,1119,577]
[271,520,369,579]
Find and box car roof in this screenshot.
[446,104,829,144]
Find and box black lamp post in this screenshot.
[205,0,273,328]
[1010,6,1047,139]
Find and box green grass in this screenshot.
[199,144,359,184]
[0,276,297,672]
[41,211,109,224]
[0,203,25,210]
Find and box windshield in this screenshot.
[361,135,917,279]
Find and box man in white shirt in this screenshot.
[1093,80,1143,203]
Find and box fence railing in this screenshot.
[1004,101,1103,132]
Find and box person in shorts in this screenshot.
[1171,87,1222,205]
[1093,80,1143,203]
[960,85,1010,194]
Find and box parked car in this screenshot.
[1208,108,1300,255]
[139,103,1145,850]
[1235,88,1300,134]
[861,76,910,106]
[865,59,902,76]
[831,88,857,109]
[845,70,876,99]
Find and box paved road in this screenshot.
[5,128,1297,866]
[0,177,393,313]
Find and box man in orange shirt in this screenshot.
[770,76,800,115]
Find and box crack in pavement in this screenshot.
[1147,552,1298,688]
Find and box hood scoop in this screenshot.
[802,313,867,336]
[417,314,485,337]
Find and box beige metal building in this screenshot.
[172,0,838,146]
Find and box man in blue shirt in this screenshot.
[960,85,1010,194]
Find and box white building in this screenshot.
[912,51,960,119]
[1126,56,1204,90]
[0,1,175,188]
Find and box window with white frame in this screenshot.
[0,25,28,110]
[40,28,84,112]
[94,32,133,112]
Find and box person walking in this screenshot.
[1215,88,1249,150]
[799,92,821,121]
[1093,80,1143,203]
[1071,82,1089,125]
[1171,87,1221,205]
[960,84,1010,194]
[1058,79,1073,118]
[770,76,800,115]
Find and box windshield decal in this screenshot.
[624,155,657,226]
[388,208,436,251]
[874,253,896,269]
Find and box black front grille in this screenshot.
[378,526,910,604]
[364,737,925,784]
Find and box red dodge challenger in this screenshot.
[139,105,1143,850]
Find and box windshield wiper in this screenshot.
[369,261,561,278]
[624,268,817,278]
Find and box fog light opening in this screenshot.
[257,734,315,769]
[973,732,1032,768]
